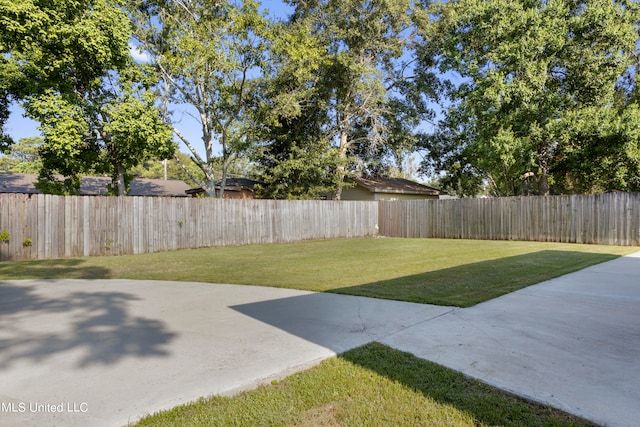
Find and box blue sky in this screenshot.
[5,105,39,143]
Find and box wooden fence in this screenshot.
[1,192,638,261]
[379,192,640,246]
[0,194,378,261]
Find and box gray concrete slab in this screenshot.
[381,251,640,427]
[0,279,452,427]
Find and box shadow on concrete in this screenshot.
[0,281,177,369]
[230,291,447,354]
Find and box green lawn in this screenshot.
[2,237,635,307]
[134,342,595,427]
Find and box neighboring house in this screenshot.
[185,178,258,199]
[339,176,446,201]
[0,173,191,197]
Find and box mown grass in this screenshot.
[134,342,594,427]
[2,238,635,307]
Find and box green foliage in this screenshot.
[25,70,175,195]
[131,151,205,186]
[22,238,32,248]
[0,137,43,173]
[97,69,176,195]
[25,91,97,194]
[253,18,338,199]
[6,0,637,198]
[0,229,9,243]
[131,151,257,188]
[0,97,11,153]
[0,0,131,97]
[278,0,424,198]
[254,138,342,199]
[551,105,640,193]
[418,0,640,195]
[2,0,173,195]
[26,64,175,195]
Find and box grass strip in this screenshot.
[2,238,635,307]
[134,342,595,427]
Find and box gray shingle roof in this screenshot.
[353,177,445,196]
[0,173,191,197]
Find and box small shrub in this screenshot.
[0,229,9,243]
[22,238,33,247]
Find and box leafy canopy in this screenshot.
[257,0,427,199]
[1,0,175,195]
[417,0,640,196]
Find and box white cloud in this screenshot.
[129,43,150,63]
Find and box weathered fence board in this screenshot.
[0,193,638,262]
[379,193,640,246]
[0,195,379,261]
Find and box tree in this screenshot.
[2,0,174,195]
[132,151,205,185]
[251,17,343,199]
[550,105,640,193]
[253,135,342,199]
[284,0,425,199]
[0,94,11,153]
[416,0,640,196]
[128,0,272,198]
[0,0,131,94]
[0,137,43,173]
[24,68,175,196]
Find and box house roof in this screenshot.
[185,178,258,195]
[223,178,259,190]
[352,176,445,196]
[0,173,191,197]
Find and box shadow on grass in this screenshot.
[330,250,621,307]
[0,280,177,369]
[340,342,595,426]
[0,258,112,280]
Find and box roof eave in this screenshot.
[367,188,440,196]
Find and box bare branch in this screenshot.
[173,127,206,166]
[173,152,204,187]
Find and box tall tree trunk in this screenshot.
[116,165,126,196]
[333,129,350,201]
[219,174,226,199]
[218,133,229,199]
[202,162,216,197]
[538,173,550,196]
[538,145,551,196]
